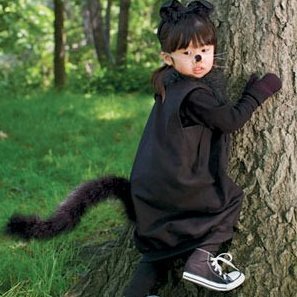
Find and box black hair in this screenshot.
[158,13,216,52]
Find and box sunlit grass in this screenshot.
[0,90,152,296]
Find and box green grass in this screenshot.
[0,90,152,296]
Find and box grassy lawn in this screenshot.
[0,90,152,296]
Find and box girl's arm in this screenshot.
[183,73,281,133]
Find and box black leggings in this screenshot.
[123,258,170,297]
[123,244,223,297]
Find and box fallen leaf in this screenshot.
[0,130,8,140]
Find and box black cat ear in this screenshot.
[187,0,214,16]
[159,0,185,22]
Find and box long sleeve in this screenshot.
[181,87,262,133]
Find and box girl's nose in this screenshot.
[195,54,202,62]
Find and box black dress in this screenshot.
[130,69,260,261]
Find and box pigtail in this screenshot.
[151,65,172,101]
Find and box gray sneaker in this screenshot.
[183,248,245,291]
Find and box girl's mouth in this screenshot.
[193,67,204,74]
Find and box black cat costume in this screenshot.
[6,1,282,295]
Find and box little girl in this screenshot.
[6,0,282,296]
[125,0,281,295]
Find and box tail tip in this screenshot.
[5,214,40,239]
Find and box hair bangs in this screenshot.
[160,15,216,52]
[190,21,216,48]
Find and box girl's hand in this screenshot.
[244,73,282,104]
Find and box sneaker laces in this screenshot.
[210,253,238,280]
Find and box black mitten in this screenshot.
[244,73,282,104]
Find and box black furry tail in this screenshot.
[6,176,134,240]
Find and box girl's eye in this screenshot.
[183,50,192,56]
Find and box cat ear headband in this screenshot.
[157,0,214,38]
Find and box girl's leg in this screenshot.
[123,258,169,297]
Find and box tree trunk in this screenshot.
[115,0,131,66]
[104,0,112,51]
[82,3,94,46]
[86,0,113,66]
[65,226,139,297]
[54,0,66,89]
[213,1,297,296]
[67,1,297,296]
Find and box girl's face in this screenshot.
[162,42,215,79]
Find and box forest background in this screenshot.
[0,0,162,296]
[1,0,161,94]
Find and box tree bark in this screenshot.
[67,1,297,296]
[115,0,131,67]
[54,0,66,89]
[65,226,138,297]
[213,1,297,296]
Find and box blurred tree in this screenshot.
[116,0,131,66]
[0,0,160,92]
[85,0,113,66]
[104,0,112,51]
[54,0,66,89]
